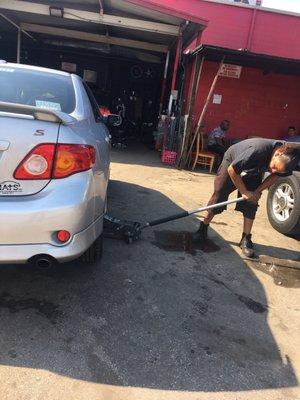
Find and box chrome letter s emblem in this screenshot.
[34,129,45,136]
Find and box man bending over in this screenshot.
[193,139,299,258]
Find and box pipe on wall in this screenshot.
[246,8,258,51]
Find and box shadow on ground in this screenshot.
[0,180,298,392]
[110,145,170,168]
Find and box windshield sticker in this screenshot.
[0,181,23,195]
[35,100,62,111]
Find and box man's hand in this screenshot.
[242,191,255,202]
[227,165,262,204]
[216,137,226,148]
[242,190,261,204]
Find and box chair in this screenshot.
[191,132,218,173]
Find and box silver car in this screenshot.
[0,62,112,267]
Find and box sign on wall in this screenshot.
[213,94,222,104]
[83,69,97,83]
[219,64,242,79]
[61,62,77,72]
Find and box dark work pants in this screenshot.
[207,144,226,158]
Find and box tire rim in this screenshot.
[272,183,295,222]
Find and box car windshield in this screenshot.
[0,66,76,114]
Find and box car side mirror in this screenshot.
[107,114,122,127]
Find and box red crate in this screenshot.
[162,150,177,165]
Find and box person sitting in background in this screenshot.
[207,120,230,158]
[284,126,300,143]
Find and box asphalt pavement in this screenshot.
[0,146,299,400]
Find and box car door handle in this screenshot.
[0,140,10,151]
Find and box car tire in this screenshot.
[80,233,103,264]
[267,175,300,235]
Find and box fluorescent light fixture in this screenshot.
[49,6,64,18]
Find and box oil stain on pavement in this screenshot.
[0,292,62,324]
[153,231,220,255]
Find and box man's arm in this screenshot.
[254,174,279,194]
[210,128,226,147]
[228,166,279,203]
[227,165,255,201]
[215,137,225,147]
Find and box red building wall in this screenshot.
[195,1,300,59]
[182,1,300,60]
[187,61,300,140]
[250,10,300,58]
[186,2,253,52]
[131,0,300,59]
[133,0,300,140]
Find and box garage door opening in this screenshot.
[0,0,207,152]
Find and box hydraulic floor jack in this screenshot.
[104,197,244,244]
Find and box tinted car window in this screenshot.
[82,80,102,122]
[0,66,76,114]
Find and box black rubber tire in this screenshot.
[80,233,103,264]
[267,174,300,236]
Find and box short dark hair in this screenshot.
[288,126,296,130]
[277,144,300,172]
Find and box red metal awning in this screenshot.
[125,0,209,26]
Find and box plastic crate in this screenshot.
[162,150,177,165]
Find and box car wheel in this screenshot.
[80,233,103,264]
[267,175,300,235]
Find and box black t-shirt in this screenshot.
[223,138,289,176]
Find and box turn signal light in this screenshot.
[54,144,95,178]
[14,144,95,180]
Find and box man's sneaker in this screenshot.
[239,233,254,258]
[193,222,209,242]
